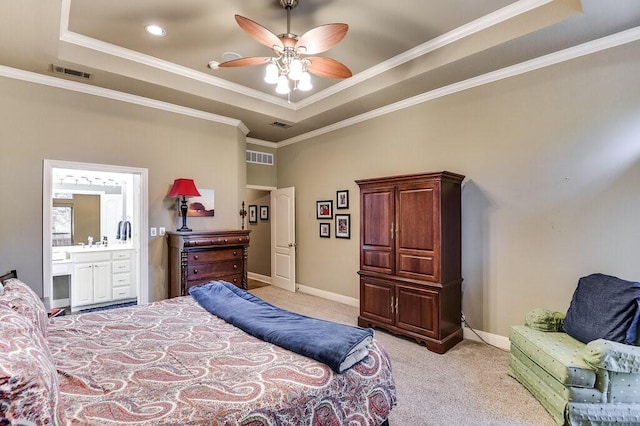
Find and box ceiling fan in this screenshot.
[217,0,352,95]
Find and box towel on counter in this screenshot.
[190,281,373,373]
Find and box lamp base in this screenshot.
[178,196,192,232]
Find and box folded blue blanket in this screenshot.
[189,281,373,373]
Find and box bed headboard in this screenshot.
[0,269,17,283]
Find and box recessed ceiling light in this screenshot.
[221,51,242,62]
[145,24,166,37]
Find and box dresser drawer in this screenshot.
[112,273,131,288]
[186,273,243,292]
[186,248,241,263]
[112,260,131,273]
[186,260,242,280]
[183,235,250,248]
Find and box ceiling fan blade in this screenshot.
[306,57,352,79]
[295,23,348,55]
[218,57,270,68]
[235,15,284,51]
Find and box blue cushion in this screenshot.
[562,273,640,345]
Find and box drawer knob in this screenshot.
[233,251,237,256]
[224,239,228,243]
[233,264,238,269]
[193,269,198,274]
[233,278,237,283]
[194,255,199,260]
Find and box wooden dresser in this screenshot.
[167,229,250,298]
[356,171,464,354]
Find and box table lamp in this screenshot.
[167,178,201,231]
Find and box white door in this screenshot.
[271,187,296,292]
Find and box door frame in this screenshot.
[43,159,149,307]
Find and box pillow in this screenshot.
[562,273,640,345]
[0,278,48,337]
[525,308,565,332]
[0,306,60,425]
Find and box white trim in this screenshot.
[247,138,278,149]
[247,272,272,285]
[463,324,510,350]
[276,26,640,148]
[0,66,249,135]
[296,283,360,308]
[59,0,556,111]
[43,160,150,307]
[247,185,277,191]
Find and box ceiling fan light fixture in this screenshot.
[264,63,279,84]
[276,75,291,94]
[298,71,312,91]
[288,59,303,80]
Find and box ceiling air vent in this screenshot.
[52,64,92,79]
[246,150,274,166]
[270,121,292,129]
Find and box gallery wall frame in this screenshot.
[248,205,257,224]
[316,200,333,219]
[319,222,330,238]
[336,190,349,209]
[335,214,351,239]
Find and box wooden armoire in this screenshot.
[356,171,465,354]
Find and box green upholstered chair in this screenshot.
[509,308,640,425]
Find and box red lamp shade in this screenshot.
[167,178,201,198]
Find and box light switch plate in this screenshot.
[159,227,166,236]
[150,227,157,237]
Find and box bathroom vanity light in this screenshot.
[167,178,201,232]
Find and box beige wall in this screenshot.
[277,42,640,337]
[246,189,271,277]
[246,143,277,187]
[0,77,246,301]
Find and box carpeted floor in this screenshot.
[250,284,556,426]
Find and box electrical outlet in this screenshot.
[159,227,166,236]
[150,227,157,237]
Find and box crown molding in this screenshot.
[275,26,640,148]
[0,65,249,135]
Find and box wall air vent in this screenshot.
[246,150,274,166]
[52,64,92,79]
[270,121,292,129]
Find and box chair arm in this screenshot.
[581,339,640,373]
[525,308,565,332]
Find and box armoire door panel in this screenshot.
[361,190,393,248]
[360,279,394,325]
[361,248,393,273]
[396,285,438,338]
[397,186,436,251]
[397,252,435,280]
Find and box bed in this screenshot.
[1,270,396,425]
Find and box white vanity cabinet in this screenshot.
[71,251,112,307]
[111,250,134,300]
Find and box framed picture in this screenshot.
[248,205,257,224]
[335,214,351,239]
[178,189,215,217]
[336,189,349,209]
[319,223,330,238]
[316,200,333,219]
[259,205,269,220]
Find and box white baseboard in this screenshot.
[247,272,271,284]
[295,284,360,308]
[463,324,510,350]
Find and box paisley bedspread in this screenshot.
[47,296,396,425]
